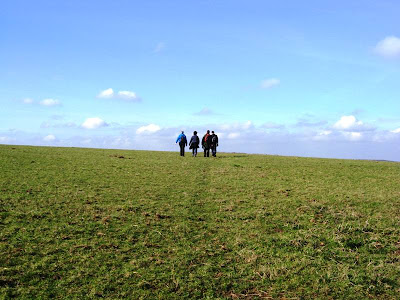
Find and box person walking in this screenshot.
[210,130,219,157]
[202,130,211,157]
[189,131,200,157]
[176,131,187,156]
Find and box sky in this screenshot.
[1,0,400,161]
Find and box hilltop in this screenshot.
[0,145,399,299]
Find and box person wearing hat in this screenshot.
[176,131,187,156]
[189,131,200,157]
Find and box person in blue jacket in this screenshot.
[176,131,187,156]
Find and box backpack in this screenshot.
[181,135,187,144]
[211,135,218,144]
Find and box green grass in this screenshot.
[1,144,399,299]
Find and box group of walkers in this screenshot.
[176,130,219,157]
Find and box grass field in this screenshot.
[0,144,399,299]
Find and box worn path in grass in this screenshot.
[0,145,400,299]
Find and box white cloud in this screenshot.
[0,136,17,144]
[136,124,161,134]
[261,78,280,89]
[391,128,400,133]
[333,115,361,130]
[220,121,253,131]
[313,115,376,142]
[98,88,141,102]
[227,132,240,139]
[243,120,253,129]
[3,118,400,161]
[40,98,61,106]
[98,88,114,98]
[320,130,332,136]
[154,42,166,53]
[81,117,108,129]
[332,115,374,132]
[310,115,377,142]
[117,91,140,101]
[43,134,56,142]
[23,98,34,104]
[375,36,400,58]
[343,132,362,141]
[313,130,332,141]
[41,121,77,129]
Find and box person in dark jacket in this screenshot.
[201,130,211,157]
[176,131,187,156]
[189,131,200,157]
[210,131,219,157]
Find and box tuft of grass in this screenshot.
[1,144,400,299]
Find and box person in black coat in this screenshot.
[210,131,219,157]
[202,130,211,157]
[189,131,200,157]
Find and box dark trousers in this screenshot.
[204,148,210,157]
[192,148,197,156]
[180,144,185,156]
[211,145,217,157]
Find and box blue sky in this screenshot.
[1,0,400,160]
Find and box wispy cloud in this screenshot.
[40,98,61,106]
[377,117,400,124]
[97,88,141,102]
[261,122,285,129]
[295,119,327,128]
[0,136,16,143]
[227,132,240,139]
[313,130,332,141]
[351,109,365,116]
[260,78,280,89]
[153,42,166,53]
[220,120,253,131]
[117,91,140,101]
[375,36,400,58]
[43,134,56,142]
[51,114,65,120]
[41,121,77,129]
[193,107,215,116]
[23,98,34,104]
[343,131,362,141]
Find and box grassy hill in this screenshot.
[1,144,399,299]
